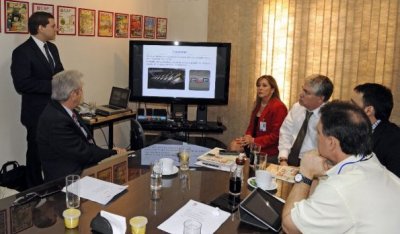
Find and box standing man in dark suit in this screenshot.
[37,70,126,182]
[11,12,64,187]
[351,83,400,178]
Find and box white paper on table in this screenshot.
[195,161,232,172]
[62,176,128,205]
[141,143,210,166]
[158,199,230,234]
[195,147,236,172]
[100,210,126,234]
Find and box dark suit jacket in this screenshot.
[373,120,400,178]
[37,100,117,181]
[11,37,64,128]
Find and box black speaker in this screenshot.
[196,105,207,124]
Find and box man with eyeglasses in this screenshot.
[351,83,400,178]
[278,74,334,166]
[282,101,400,233]
[37,70,126,182]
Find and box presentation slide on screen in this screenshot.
[142,45,217,98]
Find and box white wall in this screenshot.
[0,0,208,165]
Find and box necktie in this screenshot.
[72,113,94,144]
[288,110,313,166]
[43,43,55,73]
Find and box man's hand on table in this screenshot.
[113,147,127,154]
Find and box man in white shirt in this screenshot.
[278,74,333,166]
[282,101,400,234]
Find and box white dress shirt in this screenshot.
[31,35,55,65]
[291,154,400,233]
[62,105,88,139]
[278,102,322,160]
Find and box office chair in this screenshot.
[130,119,145,150]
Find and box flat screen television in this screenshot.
[129,40,231,106]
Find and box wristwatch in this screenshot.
[278,157,288,163]
[294,173,312,186]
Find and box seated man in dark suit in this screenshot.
[351,83,400,177]
[37,70,126,181]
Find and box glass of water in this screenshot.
[65,175,80,208]
[150,160,163,190]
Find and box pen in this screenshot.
[202,162,220,168]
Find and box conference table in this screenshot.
[0,141,294,234]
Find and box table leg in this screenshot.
[108,122,113,149]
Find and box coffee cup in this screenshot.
[255,170,273,190]
[160,158,174,174]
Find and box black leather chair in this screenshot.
[130,119,145,150]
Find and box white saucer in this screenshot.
[247,177,277,191]
[163,166,179,176]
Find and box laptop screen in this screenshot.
[109,87,130,108]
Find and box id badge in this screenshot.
[259,121,267,132]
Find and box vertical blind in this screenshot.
[258,0,400,109]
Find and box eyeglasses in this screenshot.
[12,187,61,206]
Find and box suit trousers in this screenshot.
[25,124,44,188]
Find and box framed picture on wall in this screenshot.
[32,3,54,15]
[78,8,95,36]
[156,17,167,39]
[4,0,29,34]
[114,13,129,38]
[129,14,142,38]
[98,10,113,37]
[57,6,76,35]
[143,16,156,39]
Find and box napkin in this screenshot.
[101,210,126,234]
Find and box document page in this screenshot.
[195,147,236,172]
[62,176,128,205]
[141,143,210,166]
[158,199,230,234]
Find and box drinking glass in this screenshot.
[65,175,80,209]
[179,147,190,171]
[183,219,202,234]
[150,160,163,190]
[251,143,261,165]
[229,166,241,197]
[255,153,268,171]
[88,102,96,116]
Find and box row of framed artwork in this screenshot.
[3,0,168,39]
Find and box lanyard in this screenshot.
[337,154,372,175]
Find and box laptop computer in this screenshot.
[96,87,131,116]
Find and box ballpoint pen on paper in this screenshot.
[202,162,220,168]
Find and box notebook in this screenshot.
[96,87,131,116]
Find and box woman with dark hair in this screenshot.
[230,75,288,163]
